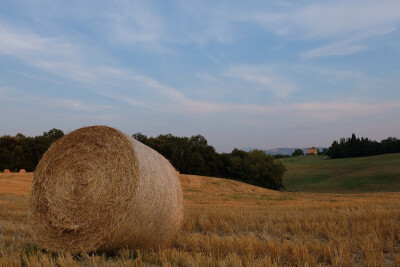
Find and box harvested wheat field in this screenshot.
[0,172,400,266]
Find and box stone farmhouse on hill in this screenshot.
[306,147,318,155]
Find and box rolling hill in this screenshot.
[2,153,400,196]
[282,153,400,193]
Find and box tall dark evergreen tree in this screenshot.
[327,134,400,159]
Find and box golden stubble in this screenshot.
[0,172,399,266]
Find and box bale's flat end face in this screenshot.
[29,126,139,253]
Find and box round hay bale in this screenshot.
[28,126,183,253]
[19,169,26,173]
[4,169,10,173]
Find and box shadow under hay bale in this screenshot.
[28,126,184,253]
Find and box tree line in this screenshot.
[133,133,285,190]
[0,129,286,190]
[0,129,64,172]
[291,148,327,157]
[327,133,400,158]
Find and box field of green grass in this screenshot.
[282,153,400,193]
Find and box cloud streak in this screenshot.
[293,101,400,120]
[247,0,400,57]
[44,99,113,111]
[301,41,368,58]
[224,65,299,98]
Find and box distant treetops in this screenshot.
[3,129,397,188]
[0,129,286,190]
[291,149,304,157]
[132,133,286,190]
[0,128,64,172]
[327,134,400,159]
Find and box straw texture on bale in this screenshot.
[19,169,26,173]
[4,169,10,173]
[28,126,183,253]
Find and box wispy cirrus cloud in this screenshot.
[0,23,96,88]
[223,65,298,98]
[259,1,400,39]
[301,41,369,58]
[0,85,114,114]
[0,23,82,60]
[248,0,400,57]
[44,99,113,111]
[4,1,399,56]
[111,0,400,53]
[293,101,400,121]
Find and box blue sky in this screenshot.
[1,0,400,152]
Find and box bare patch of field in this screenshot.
[0,173,32,196]
[1,173,399,266]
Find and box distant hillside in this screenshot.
[242,147,326,155]
[282,153,400,193]
[266,148,302,155]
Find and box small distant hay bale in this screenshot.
[4,169,10,173]
[19,169,26,173]
[28,126,184,253]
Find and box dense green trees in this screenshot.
[0,129,286,190]
[0,129,64,172]
[327,134,400,158]
[4,129,400,189]
[133,133,286,190]
[292,149,304,157]
[132,133,221,177]
[241,150,285,189]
